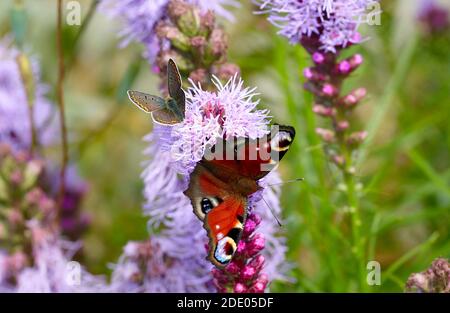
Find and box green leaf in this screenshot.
[116,59,142,103]
[10,3,28,48]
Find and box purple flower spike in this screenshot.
[256,0,380,53]
[0,36,59,151]
[99,0,239,64]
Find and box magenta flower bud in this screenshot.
[242,265,257,281]
[351,54,364,67]
[248,213,262,226]
[249,254,265,272]
[243,219,257,237]
[322,83,337,97]
[315,128,335,143]
[250,281,267,293]
[237,240,247,254]
[247,233,265,256]
[313,104,336,117]
[234,283,247,293]
[350,32,362,44]
[225,262,241,275]
[303,67,314,79]
[249,273,269,293]
[341,94,357,107]
[312,52,325,64]
[337,120,350,131]
[338,60,351,74]
[341,88,366,108]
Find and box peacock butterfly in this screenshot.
[184,125,295,268]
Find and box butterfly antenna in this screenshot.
[262,196,283,227]
[266,178,304,187]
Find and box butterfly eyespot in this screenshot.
[201,198,213,215]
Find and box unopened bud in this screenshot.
[313,104,336,117]
[312,52,325,64]
[347,131,368,146]
[316,128,335,142]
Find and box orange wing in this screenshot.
[184,164,247,268]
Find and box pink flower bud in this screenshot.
[303,68,314,80]
[250,273,269,293]
[234,282,247,293]
[315,128,335,142]
[313,104,336,117]
[249,254,265,272]
[351,54,364,67]
[247,233,265,256]
[243,219,257,236]
[225,262,240,275]
[248,213,262,226]
[322,83,337,97]
[312,52,325,64]
[241,265,257,281]
[338,60,351,74]
[337,120,350,131]
[237,241,246,254]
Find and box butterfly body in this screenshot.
[127,59,185,125]
[184,125,296,268]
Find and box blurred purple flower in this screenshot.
[0,37,58,151]
[15,223,105,293]
[99,0,239,63]
[255,0,379,52]
[405,258,450,293]
[419,0,449,34]
[46,164,91,241]
[111,238,213,292]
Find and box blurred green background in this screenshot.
[1,0,448,292]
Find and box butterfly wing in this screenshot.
[184,164,247,268]
[127,90,165,113]
[167,59,185,118]
[151,108,183,125]
[202,125,296,183]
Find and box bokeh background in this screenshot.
[0,0,448,292]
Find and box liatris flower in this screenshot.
[0,143,103,292]
[0,37,58,151]
[154,0,240,87]
[257,1,379,290]
[134,76,290,293]
[303,51,368,172]
[15,223,104,293]
[257,1,377,173]
[44,165,91,241]
[99,0,239,66]
[418,0,449,35]
[111,238,213,292]
[405,258,450,293]
[212,172,291,293]
[256,0,379,53]
[171,75,269,174]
